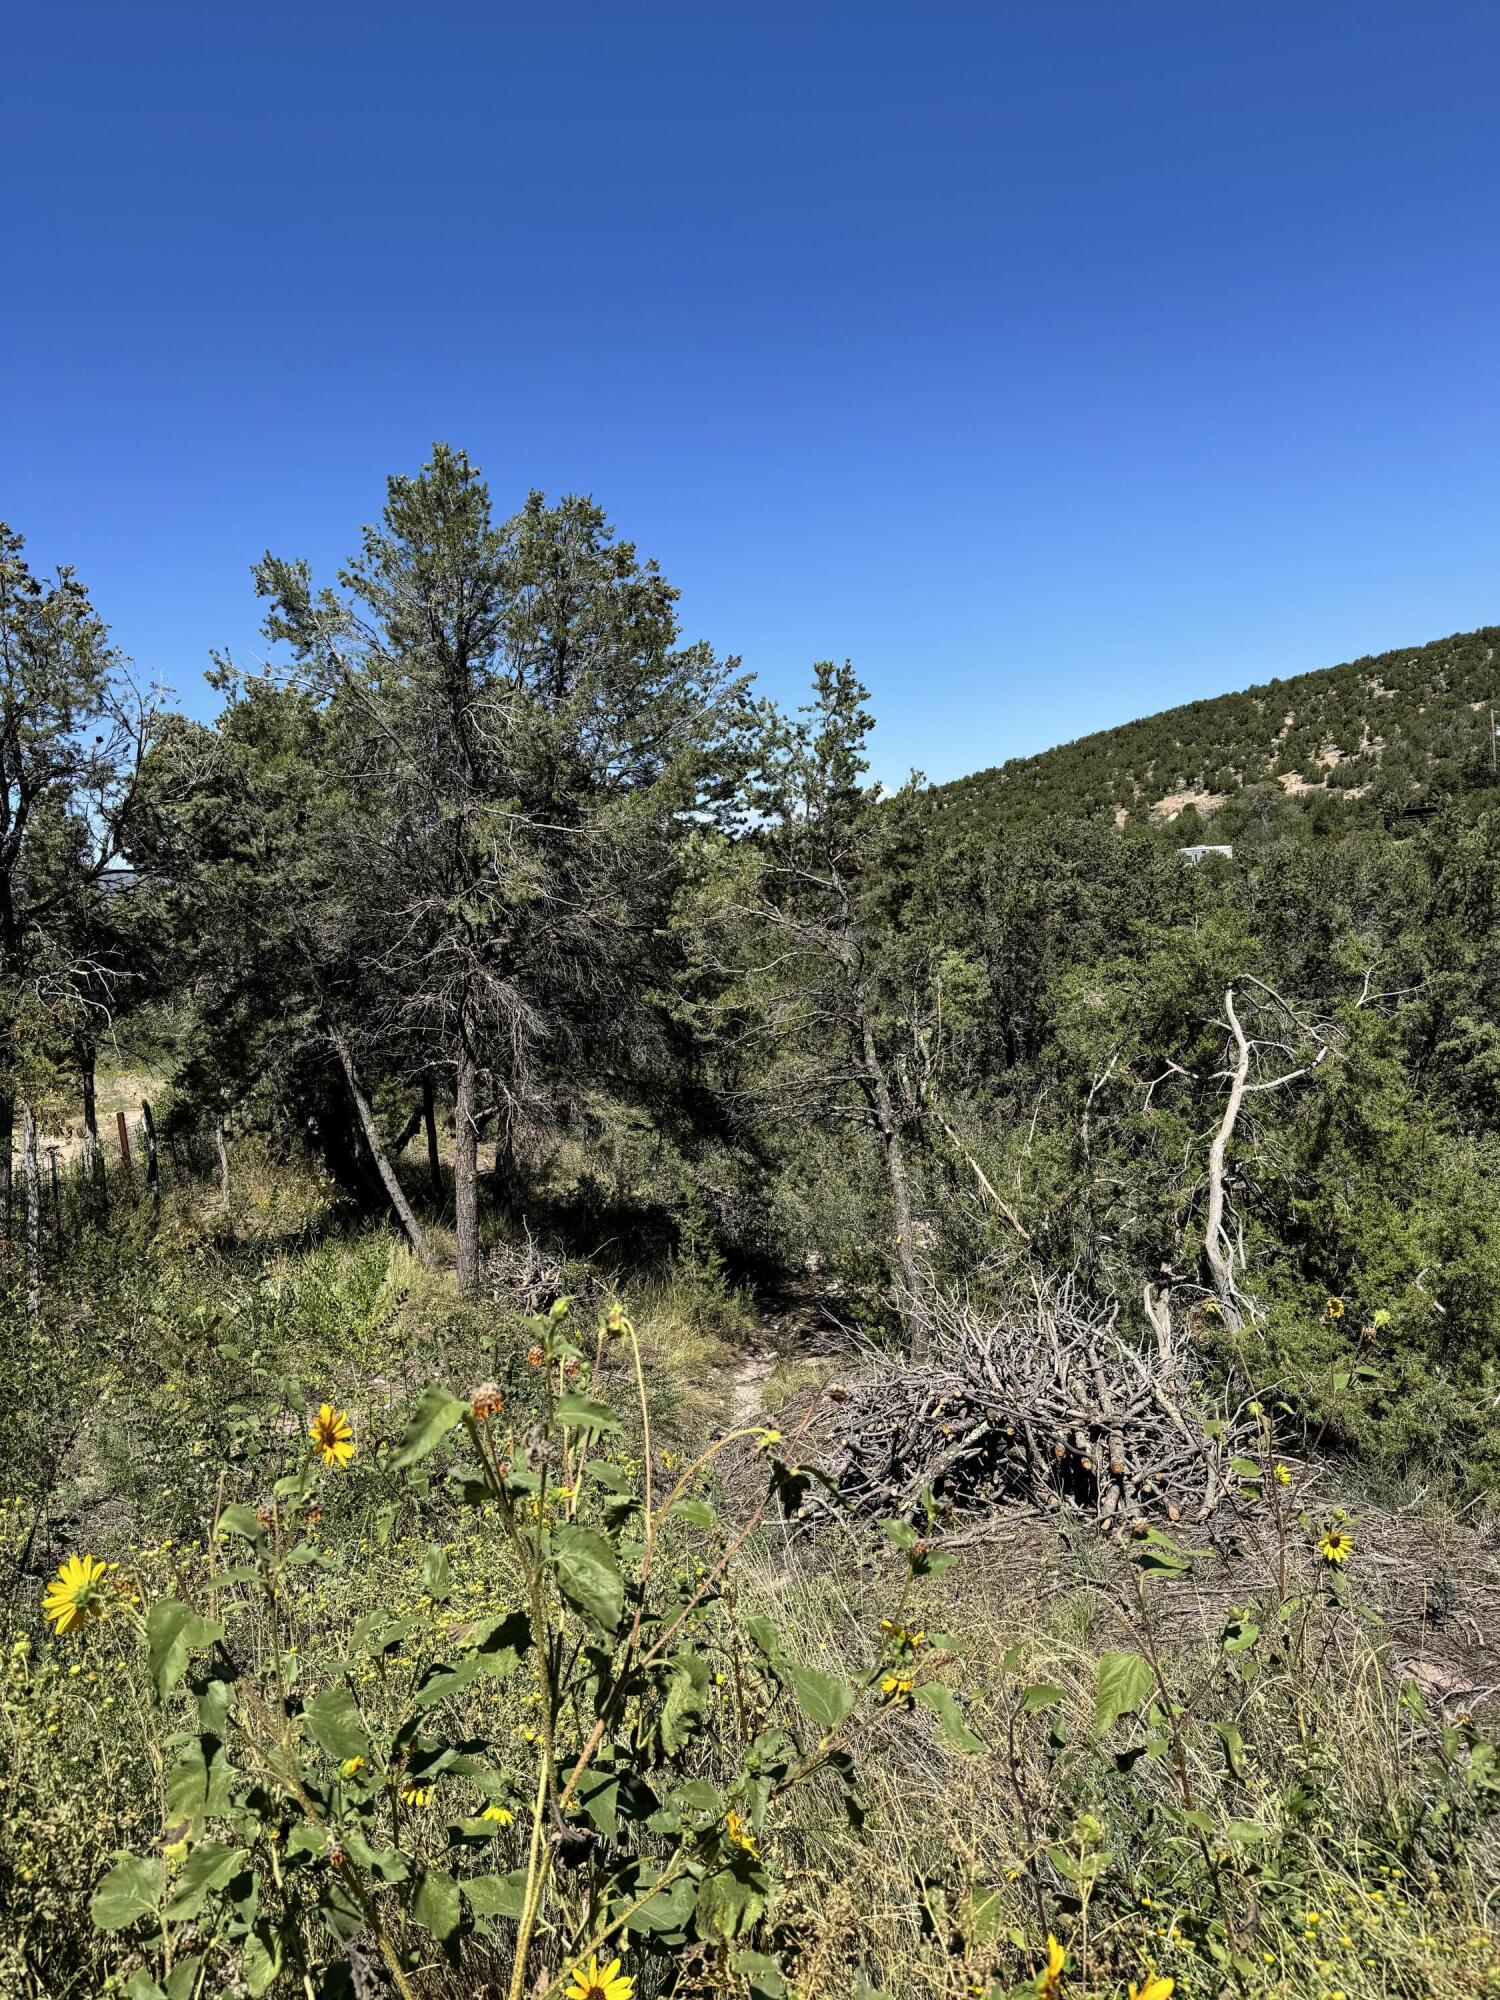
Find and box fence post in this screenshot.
[46,1146,63,1255]
[116,1109,133,1168]
[141,1100,160,1197]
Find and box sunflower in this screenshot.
[1325,1296,1345,1321]
[565,1954,634,2000]
[1128,1979,1174,2000]
[309,1403,354,1468]
[42,1554,113,1635]
[880,1618,927,1652]
[401,1785,433,1807]
[480,1804,514,1825]
[725,1809,758,1858]
[1037,1933,1066,1998]
[1319,1530,1354,1566]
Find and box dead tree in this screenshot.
[332,1030,436,1269]
[1201,979,1334,1328]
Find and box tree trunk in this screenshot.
[861,1019,925,1358]
[141,1099,161,1200]
[454,1040,481,1292]
[331,1031,436,1269]
[422,1071,442,1202]
[81,1049,100,1185]
[1,1089,12,1245]
[22,1097,41,1316]
[1203,986,1251,1330]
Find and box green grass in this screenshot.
[1,1158,1496,1999]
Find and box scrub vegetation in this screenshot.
[1,463,1496,1999]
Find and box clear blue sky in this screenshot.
[4,1,1496,785]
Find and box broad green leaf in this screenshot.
[670,1498,717,1529]
[1019,1681,1066,1712]
[412,1867,462,1942]
[164,1960,202,2000]
[696,1863,765,1939]
[164,1840,244,1920]
[421,1544,452,1601]
[744,1617,788,1675]
[242,1925,283,1997]
[165,1733,232,1818]
[555,1394,621,1433]
[92,1853,165,1931]
[661,1649,712,1753]
[787,1664,855,1732]
[392,1385,465,1469]
[1214,1720,1249,1776]
[627,1871,697,1933]
[1094,1650,1155,1735]
[414,1657,480,1708]
[464,1869,530,1919]
[146,1600,223,1702]
[552,1524,624,1634]
[732,1948,788,1997]
[303,1686,368,1761]
[915,1681,985,1752]
[215,1502,263,1542]
[470,1609,532,1677]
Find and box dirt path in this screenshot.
[727,1349,776,1429]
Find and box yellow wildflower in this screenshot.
[1274,1462,1291,1486]
[1037,1933,1066,1998]
[565,1955,634,2000]
[1320,1530,1354,1566]
[42,1555,113,1635]
[1128,1978,1174,2000]
[1326,1296,1345,1320]
[309,1403,355,1468]
[725,1809,758,1858]
[481,1804,514,1825]
[401,1785,433,1807]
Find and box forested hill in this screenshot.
[931,625,1500,834]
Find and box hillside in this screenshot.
[931,625,1500,834]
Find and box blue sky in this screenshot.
[4,1,1496,785]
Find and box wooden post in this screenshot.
[141,1100,160,1196]
[46,1146,62,1251]
[116,1109,132,1167]
[22,1101,41,1317]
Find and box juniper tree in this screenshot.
[0,524,154,1268]
[254,446,736,1288]
[684,661,931,1353]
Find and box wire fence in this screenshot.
[0,1101,220,1275]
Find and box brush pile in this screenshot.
[818,1278,1247,1532]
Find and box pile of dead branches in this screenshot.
[485,1228,568,1316]
[817,1277,1249,1532]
